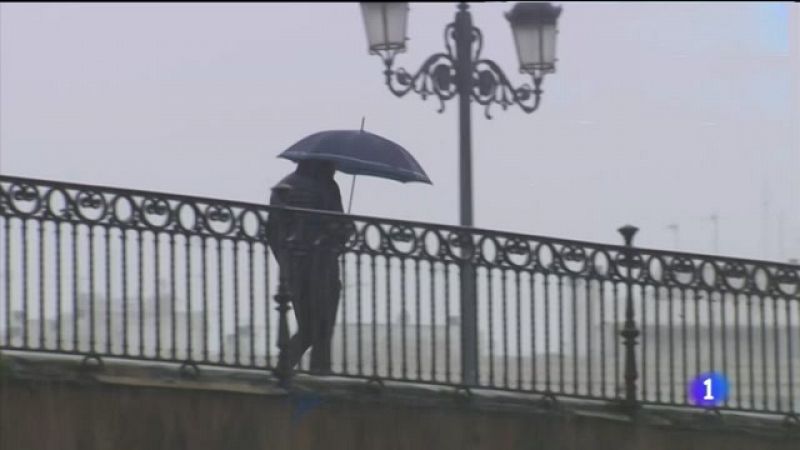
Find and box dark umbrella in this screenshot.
[277,129,432,184]
[277,126,432,213]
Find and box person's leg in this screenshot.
[285,304,314,369]
[279,255,315,371]
[309,263,341,373]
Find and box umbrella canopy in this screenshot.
[277,130,432,184]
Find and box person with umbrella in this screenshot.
[267,158,350,374]
[266,127,431,375]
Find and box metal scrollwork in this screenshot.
[44,187,72,221]
[110,194,136,226]
[446,230,475,262]
[204,204,235,236]
[503,238,532,269]
[774,269,799,296]
[0,175,797,300]
[176,201,200,234]
[384,53,457,113]
[8,183,41,216]
[381,16,542,118]
[668,257,696,286]
[13,184,38,202]
[720,262,748,291]
[559,245,587,275]
[141,197,172,229]
[471,59,542,119]
[614,251,644,281]
[75,190,107,222]
[387,224,417,256]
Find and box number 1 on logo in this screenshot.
[703,378,714,400]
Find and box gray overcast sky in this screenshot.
[1,2,798,261]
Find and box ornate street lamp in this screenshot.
[360,1,562,227]
[360,1,562,387]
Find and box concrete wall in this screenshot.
[1,369,797,450]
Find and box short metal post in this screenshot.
[274,267,293,387]
[618,224,640,412]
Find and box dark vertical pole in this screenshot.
[274,210,295,387]
[274,265,292,387]
[263,242,271,367]
[202,237,209,363]
[618,225,640,413]
[455,1,478,387]
[456,4,474,228]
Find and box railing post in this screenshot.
[460,234,479,386]
[618,224,640,413]
[274,265,294,387]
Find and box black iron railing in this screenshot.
[0,175,798,420]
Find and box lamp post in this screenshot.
[360,1,561,227]
[361,1,561,386]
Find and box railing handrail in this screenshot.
[2,174,797,271]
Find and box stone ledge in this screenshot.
[1,350,797,442]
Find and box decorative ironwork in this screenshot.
[1,175,799,296]
[381,10,544,119]
[1,175,799,418]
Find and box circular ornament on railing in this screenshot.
[110,194,136,226]
[44,187,72,220]
[7,182,42,216]
[477,234,501,265]
[645,254,666,284]
[773,268,799,297]
[613,250,644,281]
[752,266,771,294]
[699,260,718,290]
[236,208,264,240]
[203,203,235,236]
[387,224,417,256]
[446,230,475,262]
[74,189,107,222]
[668,256,696,287]
[140,197,172,229]
[361,222,385,254]
[421,228,444,260]
[342,220,361,251]
[720,262,748,292]
[559,244,587,275]
[503,238,532,269]
[176,201,200,234]
[534,242,557,272]
[590,249,612,278]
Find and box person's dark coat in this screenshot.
[266,160,349,373]
[266,161,346,260]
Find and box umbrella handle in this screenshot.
[347,174,357,214]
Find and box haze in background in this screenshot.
[1,2,798,261]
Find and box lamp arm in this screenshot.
[470,58,543,119]
[382,52,459,113]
